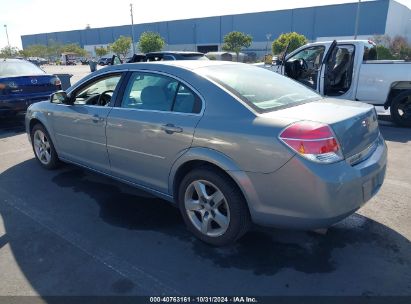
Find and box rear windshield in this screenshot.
[0,60,45,77]
[197,64,321,112]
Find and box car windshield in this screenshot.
[197,64,321,112]
[0,60,45,77]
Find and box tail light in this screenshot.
[279,121,343,163]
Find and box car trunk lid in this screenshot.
[261,98,380,158]
[0,75,60,96]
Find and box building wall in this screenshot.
[21,0,401,58]
[385,0,411,42]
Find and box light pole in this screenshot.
[354,0,361,40]
[4,24,10,48]
[265,33,272,55]
[130,3,136,54]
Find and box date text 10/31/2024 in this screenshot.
[149,297,258,303]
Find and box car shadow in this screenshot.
[1,159,410,295]
[0,115,26,139]
[379,125,411,143]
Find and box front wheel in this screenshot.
[390,90,411,128]
[178,167,250,246]
[31,124,60,169]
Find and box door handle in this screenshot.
[92,114,104,123]
[161,123,183,134]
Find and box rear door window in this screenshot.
[121,72,202,114]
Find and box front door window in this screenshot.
[285,46,325,90]
[73,75,121,106]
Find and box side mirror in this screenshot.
[50,91,71,104]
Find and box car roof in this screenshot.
[1,58,27,63]
[67,60,241,93]
[106,60,240,72]
[146,51,204,55]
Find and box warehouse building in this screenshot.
[21,0,411,59]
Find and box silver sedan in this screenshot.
[25,61,387,246]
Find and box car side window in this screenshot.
[121,72,202,114]
[285,46,325,90]
[73,75,121,106]
[121,73,178,111]
[173,84,202,114]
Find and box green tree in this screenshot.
[22,44,48,58]
[138,32,165,53]
[376,45,396,60]
[0,46,20,58]
[18,49,30,58]
[95,46,109,57]
[110,36,132,60]
[61,43,87,57]
[272,32,307,55]
[222,31,252,61]
[389,36,411,60]
[47,40,62,59]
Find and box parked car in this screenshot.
[0,59,61,116]
[25,61,387,246]
[110,52,208,65]
[259,40,411,127]
[145,51,208,61]
[98,57,112,66]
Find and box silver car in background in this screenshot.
[25,61,387,246]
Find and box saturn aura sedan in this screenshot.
[25,61,387,246]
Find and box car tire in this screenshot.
[31,123,60,169]
[390,90,411,128]
[178,167,250,246]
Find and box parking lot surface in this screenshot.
[0,115,410,296]
[42,64,101,87]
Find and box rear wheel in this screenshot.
[178,167,250,246]
[31,124,60,169]
[390,90,411,128]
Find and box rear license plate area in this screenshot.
[362,167,385,202]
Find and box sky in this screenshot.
[1,0,411,49]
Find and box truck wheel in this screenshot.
[390,90,411,128]
[178,167,250,246]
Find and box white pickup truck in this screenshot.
[262,40,411,127]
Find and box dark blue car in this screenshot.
[0,59,61,116]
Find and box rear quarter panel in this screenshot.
[185,72,295,174]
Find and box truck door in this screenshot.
[283,45,326,91]
[321,44,356,97]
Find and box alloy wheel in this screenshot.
[184,180,230,237]
[33,129,52,165]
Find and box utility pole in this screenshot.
[130,3,136,54]
[4,24,10,48]
[265,33,272,55]
[354,0,361,40]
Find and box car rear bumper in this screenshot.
[0,95,51,116]
[234,134,387,229]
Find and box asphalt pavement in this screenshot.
[0,115,410,296]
